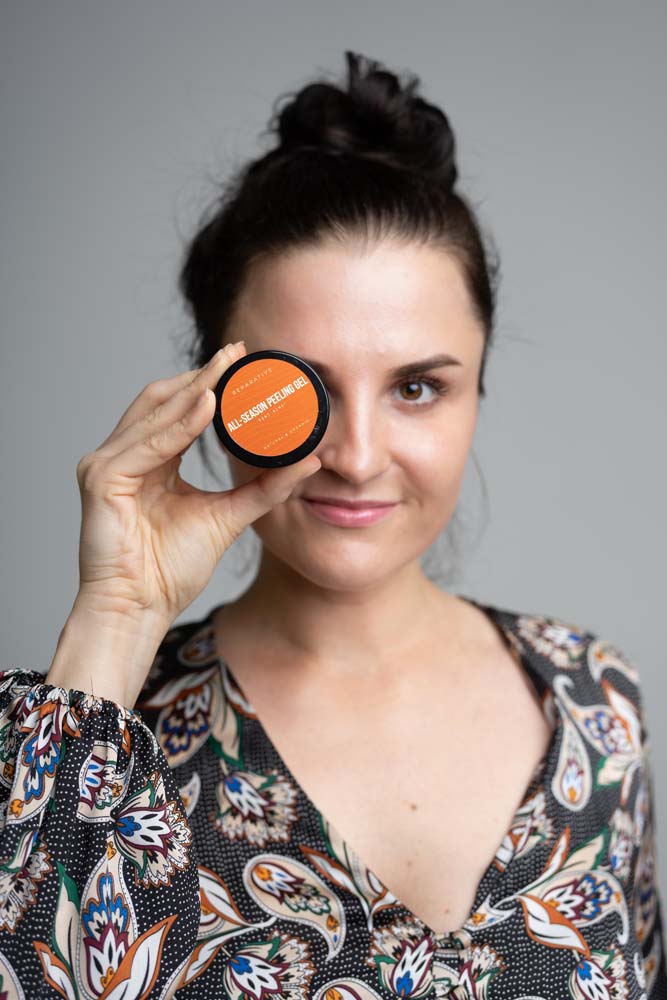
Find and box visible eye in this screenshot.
[395,376,450,407]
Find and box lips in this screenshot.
[301,497,398,527]
[302,496,396,509]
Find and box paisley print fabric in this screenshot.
[0,596,665,999]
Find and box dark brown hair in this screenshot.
[177,50,500,487]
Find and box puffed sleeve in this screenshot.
[632,669,667,999]
[0,668,200,1000]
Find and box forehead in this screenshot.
[231,238,483,363]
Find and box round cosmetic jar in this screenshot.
[212,349,330,467]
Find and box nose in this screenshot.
[312,391,392,485]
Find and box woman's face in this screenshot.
[220,237,486,592]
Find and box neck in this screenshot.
[222,548,459,677]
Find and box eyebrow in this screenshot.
[299,353,463,381]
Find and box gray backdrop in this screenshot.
[3,2,666,903]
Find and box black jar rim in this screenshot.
[212,349,330,468]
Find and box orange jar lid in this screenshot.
[212,350,330,467]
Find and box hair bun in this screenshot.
[271,50,457,189]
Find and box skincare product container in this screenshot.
[212,349,330,467]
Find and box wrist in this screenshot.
[47,599,168,708]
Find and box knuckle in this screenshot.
[141,382,169,412]
[76,452,95,483]
[145,427,172,459]
[175,395,197,434]
[144,401,164,427]
[185,380,202,403]
[178,405,198,430]
[77,456,104,492]
[143,380,164,399]
[252,472,274,507]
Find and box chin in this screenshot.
[256,523,431,587]
[270,557,406,593]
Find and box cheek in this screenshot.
[394,408,477,487]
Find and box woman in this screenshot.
[0,51,664,999]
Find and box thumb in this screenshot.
[214,454,322,540]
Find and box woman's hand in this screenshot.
[73,340,320,636]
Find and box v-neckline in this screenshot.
[204,595,562,944]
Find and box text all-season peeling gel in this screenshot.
[212,350,330,467]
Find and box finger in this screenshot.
[104,384,218,480]
[210,454,323,542]
[100,342,245,457]
[102,368,202,446]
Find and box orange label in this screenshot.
[220,357,320,456]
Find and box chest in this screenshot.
[224,636,554,937]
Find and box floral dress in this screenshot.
[0,596,665,1000]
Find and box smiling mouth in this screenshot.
[301,496,398,509]
[300,497,399,527]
